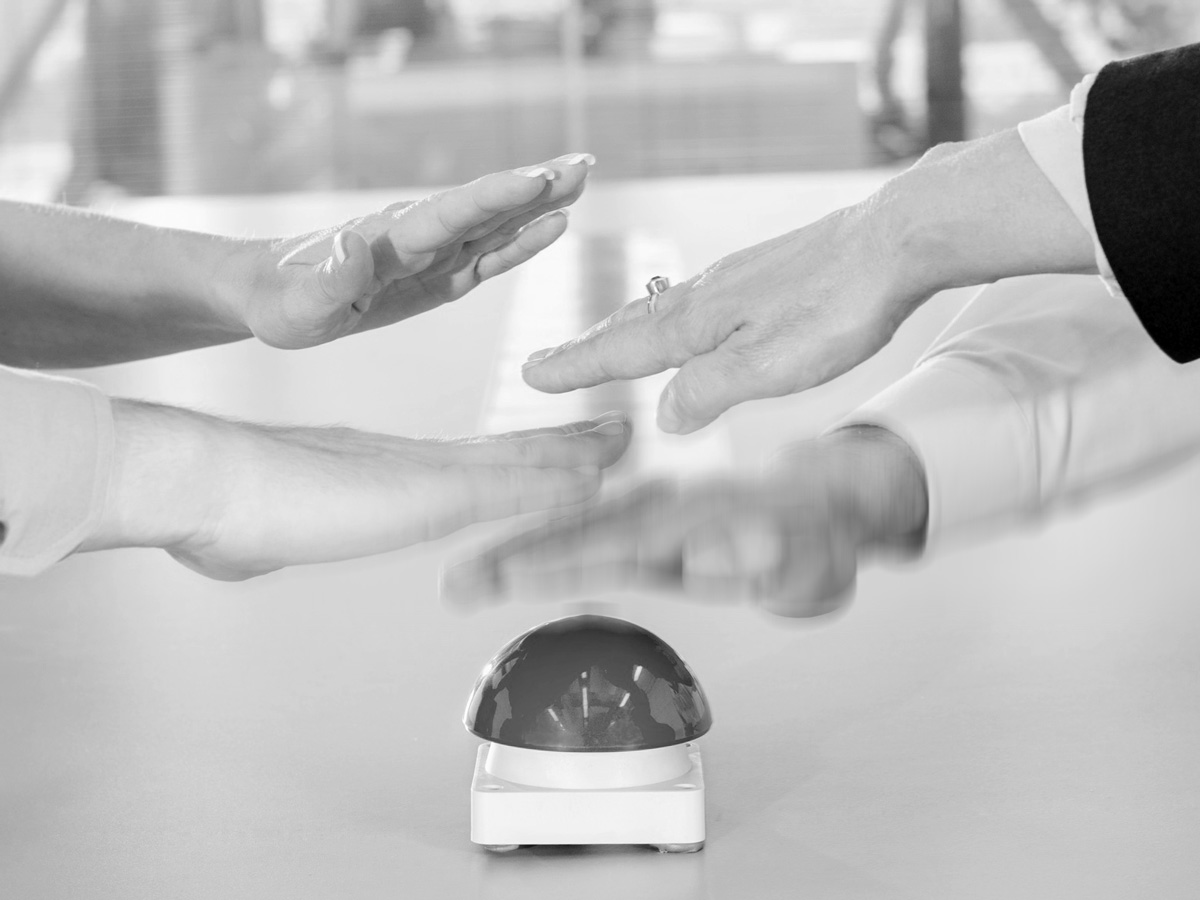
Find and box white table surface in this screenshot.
[3,173,1200,899]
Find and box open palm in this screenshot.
[238,153,594,349]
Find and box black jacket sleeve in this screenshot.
[1083,43,1200,363]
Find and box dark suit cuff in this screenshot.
[1083,44,1200,363]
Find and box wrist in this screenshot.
[872,129,1097,297]
[206,238,265,339]
[837,425,927,552]
[81,399,229,556]
[134,225,256,344]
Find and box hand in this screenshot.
[227,153,595,349]
[83,402,631,581]
[520,131,1097,434]
[441,426,928,618]
[522,203,917,435]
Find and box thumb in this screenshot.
[314,229,374,308]
[657,342,761,434]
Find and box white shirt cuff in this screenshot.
[1017,82,1122,298]
[833,359,1037,551]
[0,367,114,576]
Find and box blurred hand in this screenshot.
[85,403,631,582]
[441,426,928,618]
[227,153,595,349]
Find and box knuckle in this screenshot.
[725,333,794,394]
[666,292,726,353]
[510,435,545,466]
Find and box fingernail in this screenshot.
[515,165,556,180]
[558,152,596,166]
[522,347,556,370]
[591,420,625,436]
[333,230,349,265]
[593,410,627,425]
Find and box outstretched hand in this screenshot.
[520,131,1100,435]
[231,153,595,349]
[441,426,928,617]
[519,202,922,434]
[86,403,632,582]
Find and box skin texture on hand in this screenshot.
[0,154,593,368]
[229,153,596,349]
[521,129,1097,435]
[441,425,928,619]
[80,399,631,581]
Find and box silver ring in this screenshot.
[645,275,670,315]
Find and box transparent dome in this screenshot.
[464,615,712,752]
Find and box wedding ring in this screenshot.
[645,275,670,315]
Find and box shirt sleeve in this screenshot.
[1017,83,1122,297]
[834,273,1200,550]
[0,365,115,576]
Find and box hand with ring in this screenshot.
[645,275,670,315]
[518,131,1099,435]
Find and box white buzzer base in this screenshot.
[484,742,693,789]
[470,742,706,849]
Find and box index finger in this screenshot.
[390,155,593,256]
[520,285,726,393]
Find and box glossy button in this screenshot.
[464,615,712,752]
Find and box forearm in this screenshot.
[0,201,254,367]
[78,398,227,557]
[75,397,626,582]
[872,128,1099,302]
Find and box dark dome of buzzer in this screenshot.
[464,615,713,752]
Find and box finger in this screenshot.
[393,154,593,256]
[391,168,558,256]
[464,410,627,442]
[460,153,592,246]
[429,464,604,543]
[656,334,772,434]
[441,480,687,605]
[461,187,580,259]
[474,209,570,282]
[313,229,374,307]
[382,153,589,230]
[578,296,654,339]
[522,279,685,362]
[521,305,714,394]
[539,283,681,356]
[440,411,632,469]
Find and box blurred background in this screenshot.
[2,0,1199,205]
[9,9,1200,896]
